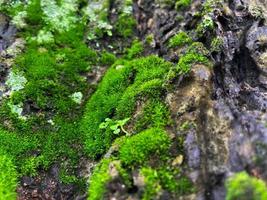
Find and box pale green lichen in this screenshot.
[70,92,83,104]
[41,0,79,32]
[11,11,27,28]
[33,30,55,44]
[8,102,26,120]
[6,70,27,92]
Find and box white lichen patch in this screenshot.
[11,11,27,28]
[6,70,27,92]
[8,102,26,120]
[41,0,79,32]
[33,30,55,44]
[70,92,83,104]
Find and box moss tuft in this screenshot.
[81,56,172,158]
[119,128,171,166]
[0,154,17,200]
[88,159,112,200]
[168,31,192,48]
[226,172,267,200]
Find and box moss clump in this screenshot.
[177,52,210,74]
[141,167,194,200]
[175,0,191,10]
[175,42,211,74]
[88,159,112,200]
[81,55,172,158]
[115,14,136,38]
[226,172,267,200]
[126,40,144,60]
[119,128,171,166]
[168,32,192,48]
[135,100,171,132]
[210,37,224,52]
[0,154,18,200]
[196,16,214,36]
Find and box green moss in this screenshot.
[115,14,136,38]
[210,37,224,52]
[141,167,162,200]
[88,158,112,200]
[99,51,116,66]
[135,100,171,132]
[141,167,194,200]
[119,128,171,166]
[196,16,214,36]
[81,56,172,158]
[126,40,144,60]
[176,52,210,74]
[226,172,267,200]
[175,0,191,10]
[168,31,193,48]
[0,154,17,200]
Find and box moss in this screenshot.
[126,40,144,60]
[115,14,136,38]
[175,0,191,10]
[99,51,116,66]
[81,56,172,158]
[196,16,214,36]
[88,158,112,200]
[0,154,17,200]
[168,31,193,48]
[141,167,162,200]
[176,52,210,74]
[119,128,171,166]
[226,172,267,200]
[210,37,224,52]
[135,100,171,132]
[141,167,194,200]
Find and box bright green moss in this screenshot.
[0,154,17,200]
[99,51,116,66]
[81,56,172,158]
[126,40,144,59]
[168,31,193,48]
[226,172,267,200]
[141,167,194,200]
[141,167,162,200]
[175,42,211,74]
[176,52,210,74]
[175,0,191,10]
[119,128,171,166]
[135,100,171,132]
[88,158,112,200]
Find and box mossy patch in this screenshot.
[0,154,18,200]
[119,128,171,166]
[168,31,193,48]
[226,172,267,200]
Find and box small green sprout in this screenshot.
[99,118,130,136]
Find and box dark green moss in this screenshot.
[115,14,136,38]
